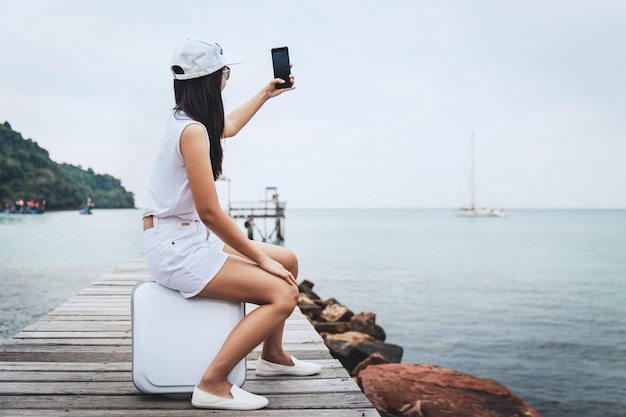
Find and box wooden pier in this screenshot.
[0,255,379,416]
[222,181,286,243]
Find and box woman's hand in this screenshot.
[266,66,296,98]
[258,256,298,286]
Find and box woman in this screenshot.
[142,37,320,410]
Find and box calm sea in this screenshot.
[1,208,624,417]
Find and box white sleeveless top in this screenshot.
[143,110,208,220]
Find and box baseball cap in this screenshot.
[171,37,244,80]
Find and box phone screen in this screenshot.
[271,47,292,89]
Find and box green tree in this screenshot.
[0,121,135,210]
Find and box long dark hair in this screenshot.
[173,69,224,180]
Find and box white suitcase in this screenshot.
[131,281,246,398]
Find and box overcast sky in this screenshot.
[2,0,625,209]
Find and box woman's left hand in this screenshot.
[267,66,296,97]
[258,256,298,286]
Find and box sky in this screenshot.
[1,0,625,209]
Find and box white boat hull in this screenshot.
[457,207,507,218]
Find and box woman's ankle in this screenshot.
[260,352,293,366]
[197,378,233,399]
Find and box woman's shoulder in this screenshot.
[181,122,206,136]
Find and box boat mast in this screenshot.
[470,132,475,211]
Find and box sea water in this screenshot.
[1,208,624,416]
[0,209,145,341]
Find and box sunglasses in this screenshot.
[222,66,230,80]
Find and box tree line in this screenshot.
[1,121,135,210]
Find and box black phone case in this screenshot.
[272,47,292,89]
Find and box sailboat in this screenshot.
[457,133,507,218]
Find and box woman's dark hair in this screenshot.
[173,69,224,180]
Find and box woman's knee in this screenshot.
[272,283,299,316]
[262,244,298,278]
[282,248,299,278]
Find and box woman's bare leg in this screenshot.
[194,249,299,398]
[223,242,298,365]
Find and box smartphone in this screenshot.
[271,47,292,89]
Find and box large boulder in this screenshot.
[320,302,354,322]
[351,352,391,377]
[358,364,543,417]
[298,280,322,300]
[350,312,386,341]
[323,331,403,373]
[313,321,351,334]
[297,294,324,319]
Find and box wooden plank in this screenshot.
[57,301,131,305]
[0,358,340,375]
[94,273,152,278]
[0,367,349,383]
[0,409,380,417]
[0,345,132,362]
[77,288,134,295]
[4,339,133,346]
[63,294,131,299]
[13,331,130,339]
[0,371,131,382]
[0,378,360,396]
[47,308,130,313]
[43,315,130,320]
[0,393,373,410]
[88,281,143,287]
[23,321,131,332]
[0,362,131,371]
[58,301,131,306]
[0,351,131,362]
[45,311,131,316]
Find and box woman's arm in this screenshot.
[223,74,295,138]
[180,123,297,285]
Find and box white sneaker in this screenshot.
[256,355,322,377]
[191,384,268,410]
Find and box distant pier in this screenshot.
[226,183,287,244]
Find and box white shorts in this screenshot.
[143,217,229,298]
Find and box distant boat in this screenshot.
[457,134,507,218]
[79,197,95,215]
[458,206,507,218]
[3,199,46,214]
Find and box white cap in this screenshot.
[171,37,243,80]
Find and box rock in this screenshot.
[358,364,543,417]
[297,293,317,307]
[299,305,322,320]
[297,294,325,320]
[351,352,391,377]
[323,331,403,373]
[320,302,354,322]
[313,321,351,334]
[324,297,342,306]
[298,280,322,300]
[350,312,386,341]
